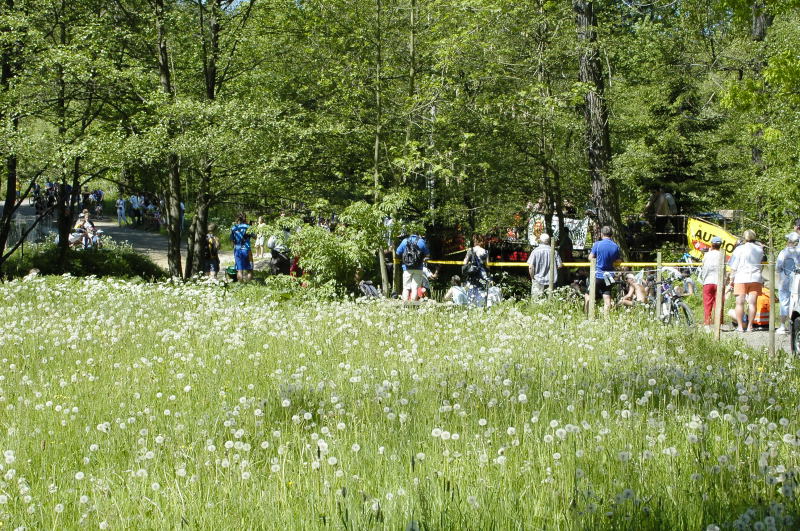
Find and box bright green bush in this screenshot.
[1,240,165,280]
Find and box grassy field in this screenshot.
[0,276,798,530]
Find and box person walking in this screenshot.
[527,233,561,297]
[588,225,621,315]
[776,232,799,334]
[254,216,267,259]
[699,236,725,326]
[396,233,429,301]
[230,214,253,283]
[727,229,764,332]
[204,223,221,279]
[115,197,127,226]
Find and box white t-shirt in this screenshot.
[728,242,764,284]
[700,249,723,286]
[116,199,125,211]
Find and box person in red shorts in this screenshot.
[699,236,725,326]
[727,230,764,332]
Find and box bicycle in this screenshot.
[652,280,693,327]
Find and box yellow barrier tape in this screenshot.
[394,260,705,267]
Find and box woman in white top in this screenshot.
[699,236,725,325]
[727,230,764,332]
[254,216,266,258]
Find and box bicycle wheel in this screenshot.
[660,301,672,324]
[673,301,693,327]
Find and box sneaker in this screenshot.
[776,326,787,335]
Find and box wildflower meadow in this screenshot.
[1,276,798,530]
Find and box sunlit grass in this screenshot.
[0,276,797,529]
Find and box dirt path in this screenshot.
[93,217,233,271]
[724,328,792,354]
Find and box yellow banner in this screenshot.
[686,217,738,260]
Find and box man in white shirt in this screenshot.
[776,232,799,334]
[727,229,764,332]
[700,236,725,325]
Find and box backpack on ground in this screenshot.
[358,280,381,298]
[402,236,424,268]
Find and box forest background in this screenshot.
[1,0,799,281]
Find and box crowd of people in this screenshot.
[396,217,800,327]
[114,193,182,232]
[565,219,800,333]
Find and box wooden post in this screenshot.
[548,242,556,295]
[768,230,776,356]
[714,249,725,340]
[656,252,662,321]
[588,257,596,321]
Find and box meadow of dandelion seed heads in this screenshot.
[0,276,799,529]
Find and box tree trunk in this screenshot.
[373,0,390,295]
[573,0,627,258]
[155,0,183,277]
[192,189,210,275]
[165,155,183,277]
[0,0,18,261]
[751,1,773,42]
[184,213,197,278]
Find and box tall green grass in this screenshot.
[0,277,796,529]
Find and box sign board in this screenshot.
[686,217,738,259]
[528,215,590,250]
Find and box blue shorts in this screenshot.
[234,248,252,271]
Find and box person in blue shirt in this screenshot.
[396,233,430,301]
[230,214,253,283]
[588,225,622,315]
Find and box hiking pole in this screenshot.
[656,252,663,321]
[769,228,776,356]
[548,242,556,297]
[714,249,724,341]
[588,257,596,321]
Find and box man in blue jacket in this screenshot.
[230,214,253,283]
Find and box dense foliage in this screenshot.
[2,240,165,279]
[2,1,800,271]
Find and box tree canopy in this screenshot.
[2,0,799,272]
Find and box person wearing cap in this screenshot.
[527,233,562,297]
[700,236,726,326]
[727,229,764,332]
[776,232,800,334]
